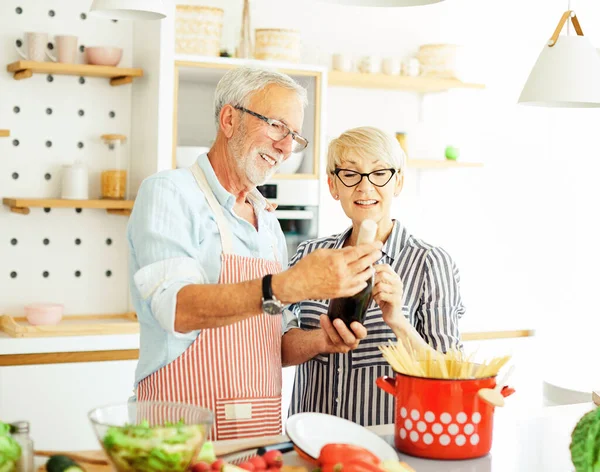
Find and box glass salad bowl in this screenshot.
[89,401,213,472]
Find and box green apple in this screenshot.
[445,146,460,161]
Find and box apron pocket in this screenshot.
[215,396,282,440]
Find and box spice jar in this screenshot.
[11,421,34,472]
[100,134,128,200]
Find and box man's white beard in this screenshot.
[229,125,278,186]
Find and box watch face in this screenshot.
[263,299,283,315]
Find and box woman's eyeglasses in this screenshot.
[334,168,397,187]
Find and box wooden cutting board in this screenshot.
[35,450,112,471]
[37,462,112,472]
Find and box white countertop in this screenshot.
[0,332,139,355]
[281,402,594,472]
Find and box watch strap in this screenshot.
[262,274,274,301]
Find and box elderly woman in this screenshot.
[281,126,465,426]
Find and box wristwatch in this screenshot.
[262,274,284,315]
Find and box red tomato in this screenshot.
[190,463,212,472]
[249,456,267,470]
[238,462,256,471]
[263,450,283,468]
[211,459,226,471]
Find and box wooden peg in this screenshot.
[101,134,127,143]
[106,209,131,216]
[10,207,30,215]
[13,68,32,80]
[110,76,133,87]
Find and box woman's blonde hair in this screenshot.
[327,127,406,176]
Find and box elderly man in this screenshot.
[127,66,381,440]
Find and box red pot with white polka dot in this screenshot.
[376,373,515,459]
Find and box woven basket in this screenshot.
[254,29,300,63]
[175,5,224,56]
[417,44,459,79]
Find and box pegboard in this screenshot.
[0,0,134,316]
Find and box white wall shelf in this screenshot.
[6,61,143,86]
[2,198,133,215]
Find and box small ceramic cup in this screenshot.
[332,53,353,72]
[24,303,64,325]
[382,57,401,75]
[358,56,380,74]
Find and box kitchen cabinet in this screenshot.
[173,57,325,180]
[0,360,137,450]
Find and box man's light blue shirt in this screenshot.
[127,154,290,388]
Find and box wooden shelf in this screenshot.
[6,61,143,86]
[2,198,134,215]
[0,130,9,137]
[328,71,485,93]
[0,313,138,338]
[407,159,483,169]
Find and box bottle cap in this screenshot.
[10,421,29,434]
[356,219,377,245]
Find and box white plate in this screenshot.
[286,413,398,461]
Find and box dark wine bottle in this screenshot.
[327,219,378,328]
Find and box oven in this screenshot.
[257,179,319,262]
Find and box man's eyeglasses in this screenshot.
[234,106,308,153]
[334,168,398,188]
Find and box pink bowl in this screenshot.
[25,303,63,325]
[85,47,123,66]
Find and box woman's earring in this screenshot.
[334,194,339,200]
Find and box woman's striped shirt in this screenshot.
[286,220,465,426]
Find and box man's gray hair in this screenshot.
[214,66,308,128]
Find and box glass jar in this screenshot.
[100,134,128,200]
[11,421,33,472]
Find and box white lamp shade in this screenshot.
[518,35,600,108]
[89,0,166,20]
[317,0,444,6]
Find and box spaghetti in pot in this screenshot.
[379,340,511,380]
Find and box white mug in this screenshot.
[46,35,78,64]
[16,32,48,62]
[61,162,89,200]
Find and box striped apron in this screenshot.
[137,162,283,440]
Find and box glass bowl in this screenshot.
[88,401,213,472]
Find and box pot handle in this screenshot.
[376,376,396,395]
[501,385,516,398]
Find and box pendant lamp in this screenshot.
[317,0,444,6]
[518,10,600,107]
[89,0,166,20]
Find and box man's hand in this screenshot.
[319,314,367,354]
[273,241,383,304]
[265,200,278,212]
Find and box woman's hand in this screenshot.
[373,264,438,355]
[372,264,407,332]
[318,315,367,354]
